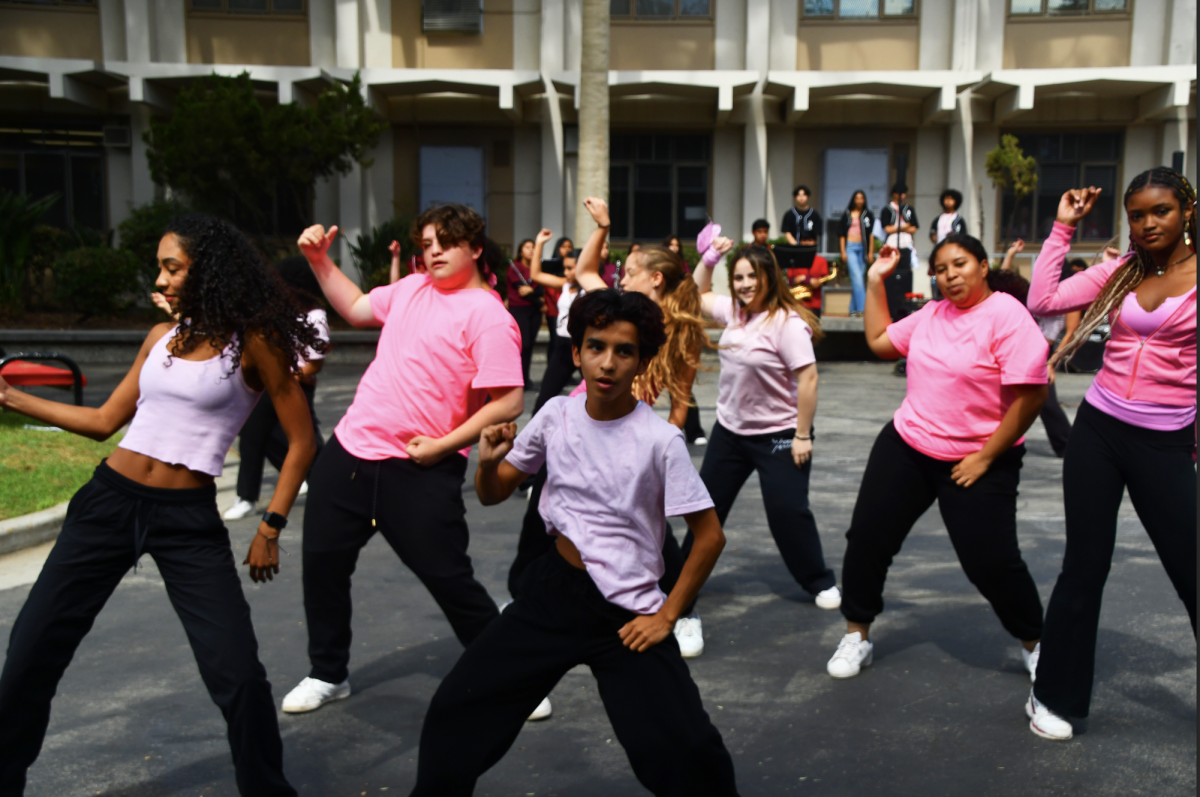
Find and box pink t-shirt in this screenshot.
[885,293,1049,461]
[711,295,817,436]
[505,395,714,614]
[333,274,523,460]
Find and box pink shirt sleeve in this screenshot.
[467,311,525,389]
[711,295,734,326]
[990,297,1051,385]
[777,315,816,371]
[884,300,937,357]
[368,281,401,324]
[505,401,552,474]
[1027,222,1125,315]
[662,433,715,517]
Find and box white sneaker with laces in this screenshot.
[527,697,553,721]
[674,616,704,658]
[827,632,873,679]
[298,480,309,496]
[281,676,351,713]
[691,436,708,446]
[1026,690,1072,740]
[223,498,256,521]
[814,586,842,610]
[1022,642,1041,683]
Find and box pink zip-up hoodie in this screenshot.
[1028,222,1196,407]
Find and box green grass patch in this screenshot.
[0,411,122,520]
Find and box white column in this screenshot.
[972,125,999,254]
[310,0,336,67]
[715,0,746,70]
[130,106,156,206]
[106,147,133,241]
[99,0,127,61]
[975,0,1005,72]
[336,0,361,68]
[540,77,565,236]
[124,0,151,62]
[1129,0,1168,66]
[919,0,952,70]
[338,163,363,285]
[1161,110,1189,171]
[911,126,947,298]
[541,0,565,73]
[513,0,541,70]
[741,94,768,240]
[949,91,976,235]
[565,0,581,73]
[1121,125,1158,245]
[951,0,977,72]
[768,0,797,71]
[745,0,769,73]
[1166,0,1197,65]
[361,0,390,69]
[711,128,741,296]
[362,130,393,229]
[152,0,186,62]
[766,127,794,243]
[513,126,542,240]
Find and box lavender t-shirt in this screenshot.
[505,394,714,615]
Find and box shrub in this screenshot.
[117,198,191,288]
[54,247,142,316]
[0,191,60,314]
[351,217,416,292]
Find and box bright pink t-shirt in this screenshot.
[333,274,523,461]
[505,395,713,614]
[885,293,1049,461]
[711,295,817,436]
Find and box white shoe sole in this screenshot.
[814,597,841,610]
[527,697,552,721]
[679,643,704,659]
[282,686,351,714]
[828,648,872,679]
[1025,699,1072,740]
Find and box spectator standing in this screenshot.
[929,189,968,244]
[752,218,772,247]
[507,238,543,389]
[783,185,823,249]
[838,190,875,315]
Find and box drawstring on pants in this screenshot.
[350,459,382,529]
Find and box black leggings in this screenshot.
[508,305,541,388]
[236,381,324,503]
[840,422,1044,642]
[0,463,295,797]
[681,421,835,595]
[1039,376,1072,458]
[413,549,739,797]
[301,436,499,685]
[1034,401,1197,719]
[533,334,577,416]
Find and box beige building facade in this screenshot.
[0,0,1195,286]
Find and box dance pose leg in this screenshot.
[846,241,866,313]
[1038,379,1072,458]
[235,393,278,504]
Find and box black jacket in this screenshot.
[838,208,875,244]
[782,207,823,246]
[928,212,967,243]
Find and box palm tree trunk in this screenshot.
[575,0,610,246]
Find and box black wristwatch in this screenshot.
[261,511,288,531]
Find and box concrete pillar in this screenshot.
[951,0,977,72]
[338,163,363,284]
[99,0,127,61]
[1121,124,1158,246]
[975,0,1005,72]
[310,0,336,67]
[1161,110,1189,172]
[361,0,391,69]
[152,0,186,62]
[741,93,768,240]
[919,0,952,71]
[949,91,976,237]
[513,0,541,70]
[711,128,741,296]
[336,0,361,68]
[542,0,565,73]
[106,147,133,240]
[124,0,151,63]
[911,126,947,297]
[715,0,746,70]
[766,127,794,243]
[565,0,581,73]
[130,105,156,206]
[1166,0,1196,65]
[363,130,393,228]
[1129,0,1168,66]
[540,78,565,237]
[513,126,542,241]
[768,0,797,71]
[973,125,999,254]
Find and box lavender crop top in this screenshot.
[118,326,262,476]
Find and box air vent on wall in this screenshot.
[102,126,131,147]
[422,0,483,33]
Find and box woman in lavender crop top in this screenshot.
[0,214,325,795]
[1023,169,1196,742]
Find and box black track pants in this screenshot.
[0,463,295,797]
[532,335,577,416]
[508,305,541,388]
[1039,379,1072,458]
[301,435,499,684]
[839,422,1044,642]
[236,381,324,503]
[1034,401,1196,719]
[412,550,740,797]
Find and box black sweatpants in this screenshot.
[237,380,325,503]
[1039,379,1072,458]
[1034,401,1196,719]
[302,435,499,684]
[412,549,739,797]
[0,462,295,797]
[682,421,835,595]
[532,333,577,416]
[840,422,1044,642]
[509,305,542,388]
[683,398,706,443]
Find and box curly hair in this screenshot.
[164,214,328,375]
[626,244,714,407]
[726,245,823,341]
[939,188,963,211]
[567,289,667,364]
[411,203,490,282]
[1051,167,1197,370]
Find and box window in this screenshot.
[803,0,916,19]
[609,134,710,241]
[189,0,304,13]
[611,0,712,20]
[422,0,482,32]
[1009,0,1126,16]
[999,132,1122,243]
[1,0,95,6]
[0,127,106,231]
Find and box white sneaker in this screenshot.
[674,615,704,658]
[814,586,842,610]
[1022,642,1041,683]
[281,676,351,713]
[827,632,873,679]
[298,480,309,496]
[691,436,708,446]
[527,697,552,721]
[1026,691,1072,740]
[222,498,256,521]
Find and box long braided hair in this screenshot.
[627,244,714,407]
[1050,168,1196,369]
[165,214,328,375]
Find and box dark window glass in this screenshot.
[636,164,671,189]
[1036,164,1077,240]
[1061,135,1079,161]
[883,0,914,13]
[1080,165,1117,240]
[1080,133,1118,161]
[273,0,304,11]
[679,0,710,14]
[610,166,630,239]
[610,0,631,13]
[1037,136,1060,162]
[804,0,834,13]
[677,166,708,238]
[674,136,708,161]
[70,157,104,231]
[228,0,268,10]
[635,0,673,16]
[24,154,67,228]
[192,0,223,8]
[613,134,710,243]
[1047,0,1088,11]
[1000,195,1033,241]
[612,135,634,160]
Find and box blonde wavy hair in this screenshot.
[726,245,824,341]
[627,244,715,408]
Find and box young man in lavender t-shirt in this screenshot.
[409,290,739,797]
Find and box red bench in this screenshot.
[0,352,86,405]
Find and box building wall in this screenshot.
[610,23,715,70]
[186,16,311,65]
[0,7,103,60]
[1003,19,1132,69]
[796,22,920,71]
[393,0,514,69]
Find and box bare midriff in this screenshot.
[556,534,586,569]
[106,448,215,489]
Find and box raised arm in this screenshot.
[695,235,733,318]
[529,228,569,289]
[863,247,903,359]
[0,324,171,440]
[298,224,378,327]
[388,240,402,284]
[999,239,1024,271]
[574,197,613,294]
[1027,188,1121,316]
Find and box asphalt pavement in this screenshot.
[0,357,1194,797]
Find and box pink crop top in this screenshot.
[1119,289,1195,338]
[118,327,262,476]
